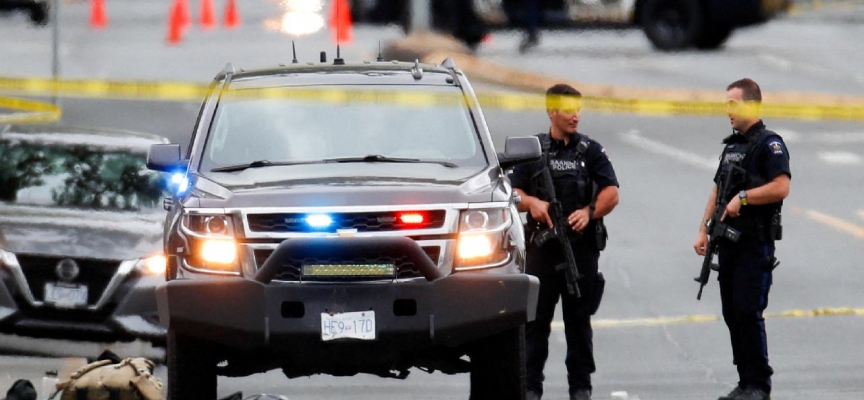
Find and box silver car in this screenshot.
[0,124,171,346]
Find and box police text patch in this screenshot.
[769,141,783,155]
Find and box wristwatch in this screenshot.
[738,190,748,206]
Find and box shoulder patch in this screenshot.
[768,141,783,155]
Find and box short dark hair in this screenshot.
[546,83,582,110]
[727,78,762,103]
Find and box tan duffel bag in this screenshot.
[50,358,163,400]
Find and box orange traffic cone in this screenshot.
[178,0,191,31]
[167,0,185,45]
[329,0,353,44]
[200,0,216,30]
[223,0,240,29]
[90,0,108,29]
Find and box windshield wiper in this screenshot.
[324,155,457,168]
[210,159,319,173]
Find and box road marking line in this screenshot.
[799,208,864,239]
[620,130,716,171]
[774,128,864,144]
[817,151,862,165]
[551,307,864,329]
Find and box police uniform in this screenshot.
[509,132,618,398]
[713,120,790,395]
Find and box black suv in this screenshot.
[147,57,542,399]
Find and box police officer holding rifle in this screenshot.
[693,78,791,400]
[510,84,620,400]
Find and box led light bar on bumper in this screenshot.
[180,212,240,274]
[454,208,512,270]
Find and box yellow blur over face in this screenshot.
[457,234,494,259]
[726,88,761,131]
[143,255,167,275]
[200,239,237,264]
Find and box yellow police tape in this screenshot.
[0,95,62,124]
[576,307,864,329]
[2,76,864,121]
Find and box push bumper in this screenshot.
[157,237,539,351]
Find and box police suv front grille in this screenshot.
[253,247,440,281]
[14,255,120,306]
[246,211,447,233]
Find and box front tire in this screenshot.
[468,326,526,400]
[167,328,217,400]
[29,3,49,26]
[641,0,703,51]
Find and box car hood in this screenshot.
[0,204,164,260]
[190,164,509,208]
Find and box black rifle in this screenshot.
[695,164,747,300]
[530,141,587,297]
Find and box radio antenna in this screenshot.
[292,41,298,64]
[333,0,345,65]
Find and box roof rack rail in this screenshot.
[441,57,457,70]
[411,59,423,80]
[214,62,237,80]
[440,58,460,87]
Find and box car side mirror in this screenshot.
[146,144,185,172]
[497,136,541,170]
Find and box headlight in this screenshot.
[137,255,167,276]
[182,213,235,237]
[181,212,240,274]
[454,208,511,270]
[200,239,237,265]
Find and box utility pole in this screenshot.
[410,0,431,32]
[51,0,60,105]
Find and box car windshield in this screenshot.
[200,85,488,174]
[0,138,167,211]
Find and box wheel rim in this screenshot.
[650,3,691,45]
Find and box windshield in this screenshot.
[0,139,168,212]
[200,85,488,174]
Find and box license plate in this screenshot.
[321,311,376,341]
[44,282,88,308]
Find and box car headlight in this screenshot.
[137,255,168,276]
[200,239,237,265]
[181,212,240,273]
[454,208,511,270]
[182,214,235,237]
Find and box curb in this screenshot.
[385,33,864,108]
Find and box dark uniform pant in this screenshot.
[718,238,775,393]
[525,240,599,396]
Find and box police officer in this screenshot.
[510,84,619,400]
[693,78,791,400]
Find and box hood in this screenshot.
[191,164,508,208]
[0,204,164,261]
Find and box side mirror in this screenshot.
[497,136,541,170]
[146,144,184,172]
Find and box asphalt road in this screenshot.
[2,3,864,400]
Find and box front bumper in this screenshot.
[0,275,166,343]
[158,237,539,352]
